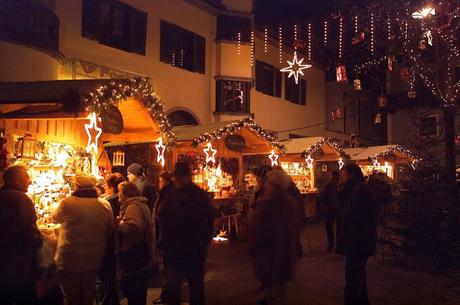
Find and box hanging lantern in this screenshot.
[374,113,382,124]
[419,39,427,50]
[351,32,365,45]
[293,39,306,49]
[353,79,362,90]
[336,65,347,82]
[408,90,417,99]
[378,95,387,107]
[399,68,410,83]
[112,150,125,166]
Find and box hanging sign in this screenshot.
[224,134,246,152]
[100,105,123,134]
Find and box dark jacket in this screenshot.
[157,182,215,262]
[105,193,120,220]
[249,185,300,284]
[0,186,42,286]
[339,179,378,258]
[135,177,157,213]
[318,179,340,218]
[153,183,175,242]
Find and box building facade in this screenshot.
[0,0,328,139]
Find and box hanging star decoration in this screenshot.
[338,158,344,170]
[155,137,166,168]
[203,142,217,164]
[424,30,433,46]
[280,51,311,84]
[85,112,102,154]
[373,159,381,168]
[305,154,314,169]
[268,150,279,166]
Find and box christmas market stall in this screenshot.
[0,78,174,233]
[344,144,417,181]
[280,137,345,217]
[171,117,284,240]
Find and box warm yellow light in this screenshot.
[203,142,217,164]
[412,6,436,19]
[268,150,279,166]
[155,137,166,168]
[85,112,102,154]
[305,154,314,169]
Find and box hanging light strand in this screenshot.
[323,20,328,46]
[370,12,375,55]
[278,26,283,64]
[250,30,254,66]
[237,32,241,55]
[264,27,268,53]
[294,24,298,50]
[354,15,358,35]
[339,16,343,60]
[387,14,392,40]
[308,22,312,61]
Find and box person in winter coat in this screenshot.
[96,173,125,305]
[318,170,340,252]
[0,165,43,305]
[117,182,155,305]
[127,163,157,212]
[249,169,300,305]
[157,162,216,305]
[152,171,175,305]
[339,164,378,305]
[53,174,114,305]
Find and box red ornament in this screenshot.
[399,68,410,83]
[336,65,347,82]
[332,107,342,120]
[388,57,394,71]
[352,32,365,45]
[293,39,306,49]
[378,95,387,107]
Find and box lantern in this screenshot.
[336,65,347,82]
[353,79,362,90]
[374,113,382,124]
[378,95,387,107]
[112,150,125,166]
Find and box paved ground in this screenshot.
[133,224,460,305]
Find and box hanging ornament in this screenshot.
[332,107,342,120]
[305,154,314,169]
[336,65,347,82]
[155,137,166,168]
[352,32,365,45]
[338,158,344,170]
[112,150,125,166]
[373,158,381,168]
[412,6,436,19]
[203,142,217,164]
[268,150,279,166]
[378,95,387,107]
[388,56,394,71]
[419,39,427,50]
[293,39,306,50]
[280,51,312,84]
[85,112,102,154]
[353,79,362,90]
[374,113,382,124]
[424,30,433,46]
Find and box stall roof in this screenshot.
[282,137,344,156]
[173,121,239,142]
[344,145,415,161]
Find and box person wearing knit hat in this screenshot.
[126,163,157,212]
[53,173,113,305]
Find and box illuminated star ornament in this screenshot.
[85,112,102,154]
[280,51,311,84]
[268,150,279,166]
[203,142,217,164]
[373,159,381,168]
[305,154,314,169]
[155,137,166,168]
[338,158,344,170]
[412,6,435,19]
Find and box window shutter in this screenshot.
[255,61,263,92]
[160,21,171,63]
[82,0,101,40]
[275,69,282,97]
[193,34,205,74]
[131,8,147,55]
[301,79,307,105]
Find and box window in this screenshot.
[82,0,147,55]
[217,15,251,42]
[421,115,439,137]
[285,75,307,105]
[160,21,205,74]
[255,61,282,97]
[216,80,250,113]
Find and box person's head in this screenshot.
[74,174,97,190]
[159,171,173,190]
[253,165,273,186]
[118,181,141,203]
[263,169,292,196]
[341,164,364,183]
[105,172,125,195]
[331,170,340,182]
[172,162,192,187]
[2,165,30,192]
[127,163,144,183]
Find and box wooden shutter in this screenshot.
[193,34,205,73]
[300,79,307,105]
[131,8,147,55]
[255,61,263,92]
[82,0,101,40]
[275,69,282,97]
[160,21,171,63]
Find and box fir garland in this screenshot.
[301,137,345,158]
[82,78,176,148]
[367,145,418,163]
[191,117,286,152]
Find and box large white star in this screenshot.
[85,112,102,154]
[203,142,217,164]
[280,51,312,84]
[268,150,279,166]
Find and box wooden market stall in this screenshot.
[0,78,174,229]
[280,137,345,217]
[344,144,416,181]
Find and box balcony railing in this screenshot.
[0,0,61,58]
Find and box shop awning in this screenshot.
[344,145,416,162]
[281,137,344,160]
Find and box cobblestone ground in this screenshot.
[127,224,459,305]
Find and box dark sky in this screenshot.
[255,0,336,24]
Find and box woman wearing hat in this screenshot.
[53,174,114,305]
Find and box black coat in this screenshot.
[0,186,42,286]
[339,179,378,258]
[157,182,216,262]
[318,180,340,218]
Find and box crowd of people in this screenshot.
[0,160,380,305]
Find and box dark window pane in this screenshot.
[255,60,276,96]
[275,69,282,98]
[421,116,438,136]
[216,80,250,113]
[285,74,300,104]
[193,35,206,73]
[130,8,147,55]
[300,79,307,105]
[217,15,251,42]
[82,0,100,40]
